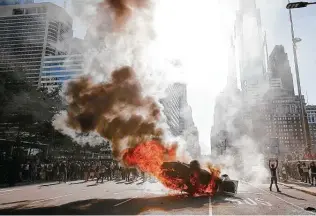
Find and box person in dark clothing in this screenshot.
[269,159,281,192]
[59,162,67,183]
[7,157,18,187]
[297,161,303,181]
[310,162,316,186]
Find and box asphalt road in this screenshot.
[0,179,316,215]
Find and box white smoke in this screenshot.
[53,0,184,148]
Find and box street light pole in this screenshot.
[288,0,310,154]
[287,1,316,9]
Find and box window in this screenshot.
[13,8,24,15]
[25,8,37,14]
[38,7,47,13]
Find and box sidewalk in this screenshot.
[279,179,316,196]
[0,180,53,189]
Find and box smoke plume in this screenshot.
[99,0,148,30]
[64,66,166,157]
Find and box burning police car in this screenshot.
[161,160,238,196]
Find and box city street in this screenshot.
[0,179,316,215]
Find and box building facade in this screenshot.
[160,83,187,137]
[0,2,72,86]
[161,83,200,158]
[306,105,316,152]
[255,93,307,158]
[211,36,244,156]
[235,0,268,105]
[268,45,295,95]
[40,54,83,88]
[0,0,34,5]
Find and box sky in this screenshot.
[35,0,316,155]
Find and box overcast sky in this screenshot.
[36,0,316,155]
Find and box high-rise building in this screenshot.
[0,3,73,86]
[0,0,34,5]
[160,83,187,137]
[306,105,316,152]
[255,93,307,157]
[235,0,267,104]
[40,54,83,88]
[268,45,295,95]
[40,38,84,88]
[161,83,200,158]
[211,36,244,156]
[252,44,311,158]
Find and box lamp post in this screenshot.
[286,1,316,9]
[288,0,311,154]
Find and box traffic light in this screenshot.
[286,2,309,9]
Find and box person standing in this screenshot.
[59,162,67,183]
[301,162,311,184]
[84,162,89,182]
[269,159,281,192]
[310,162,316,186]
[297,161,303,181]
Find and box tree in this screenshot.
[0,71,63,146]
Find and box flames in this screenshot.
[55,0,222,197]
[122,140,177,176]
[122,140,221,196]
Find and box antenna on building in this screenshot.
[64,0,68,9]
[306,91,309,104]
[264,31,269,72]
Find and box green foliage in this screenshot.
[0,71,64,146]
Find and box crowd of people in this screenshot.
[279,161,316,186]
[2,158,147,187]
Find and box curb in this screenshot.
[279,182,316,196]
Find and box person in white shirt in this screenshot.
[302,162,311,184]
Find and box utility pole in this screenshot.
[288,0,310,154]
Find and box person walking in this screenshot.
[310,162,316,186]
[269,159,281,192]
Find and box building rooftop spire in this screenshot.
[227,35,238,89]
[239,0,257,10]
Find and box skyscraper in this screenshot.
[160,83,187,137]
[306,105,316,153]
[268,45,295,95]
[0,0,34,5]
[0,3,73,86]
[211,35,244,156]
[253,45,311,158]
[235,0,267,104]
[161,83,200,158]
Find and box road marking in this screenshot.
[242,180,316,215]
[209,196,212,216]
[237,192,263,195]
[114,197,137,207]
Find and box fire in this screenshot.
[122,140,221,196]
[122,140,177,175]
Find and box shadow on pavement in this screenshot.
[39,182,60,187]
[0,194,216,215]
[87,183,99,187]
[283,181,314,188]
[69,181,86,185]
[136,181,145,185]
[1,200,31,205]
[277,192,306,201]
[115,180,126,184]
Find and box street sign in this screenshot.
[286,2,309,9]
